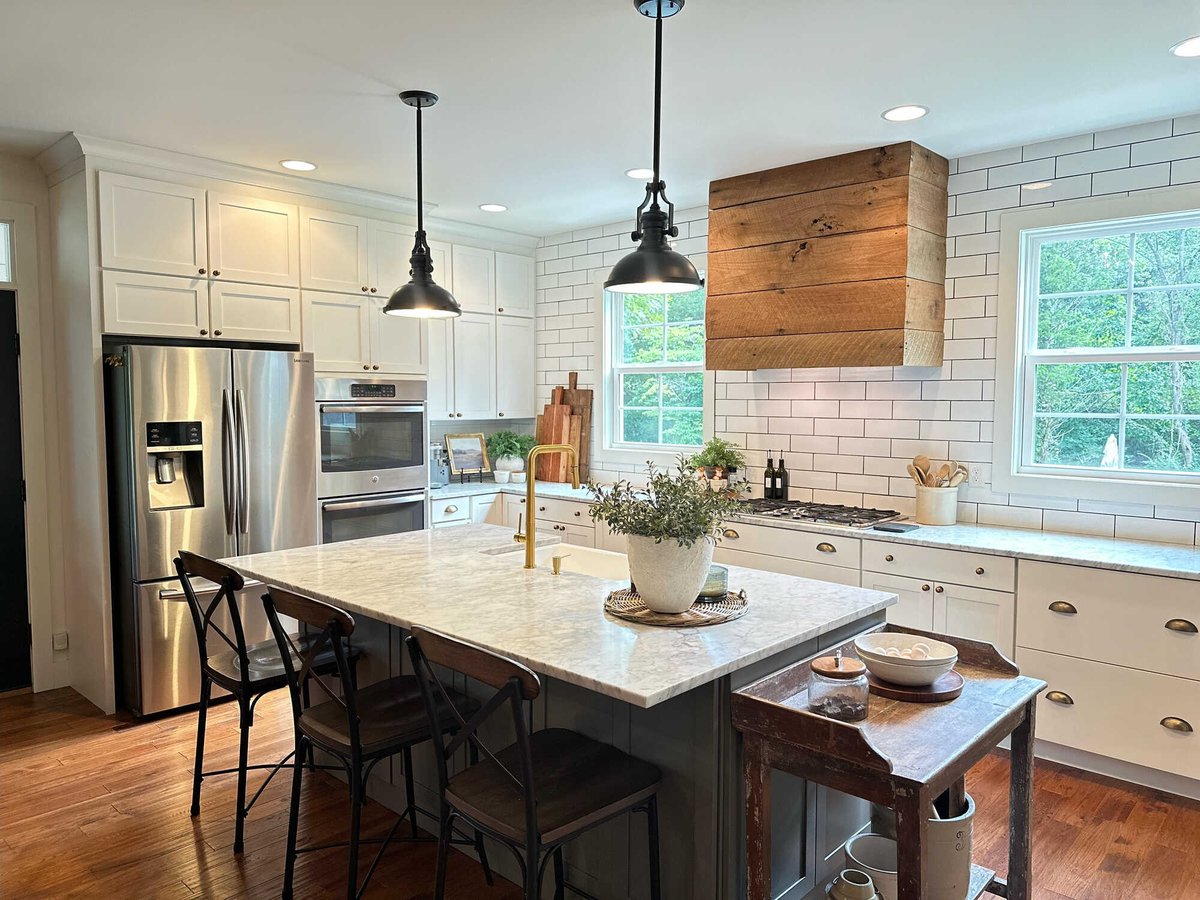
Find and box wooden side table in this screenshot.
[733,626,1046,900]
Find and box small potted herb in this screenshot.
[688,437,747,490]
[486,431,536,483]
[589,460,747,613]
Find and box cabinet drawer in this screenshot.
[1017,647,1199,780]
[862,541,1014,591]
[538,520,595,547]
[1018,561,1200,681]
[713,547,860,587]
[719,522,860,570]
[431,497,470,525]
[527,496,592,526]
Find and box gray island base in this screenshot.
[224,524,896,899]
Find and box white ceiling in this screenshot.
[3,0,1200,236]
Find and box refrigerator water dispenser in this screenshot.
[146,421,204,510]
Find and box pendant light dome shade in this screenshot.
[606,0,702,295]
[383,90,462,318]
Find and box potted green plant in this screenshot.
[486,431,536,483]
[688,437,747,490]
[588,460,747,614]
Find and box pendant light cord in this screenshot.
[415,102,425,237]
[652,0,663,193]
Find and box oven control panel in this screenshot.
[350,383,397,398]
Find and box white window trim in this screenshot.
[995,186,1200,507]
[591,274,713,471]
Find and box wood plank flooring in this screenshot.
[1,687,1197,898]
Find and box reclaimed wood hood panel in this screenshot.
[706,142,949,370]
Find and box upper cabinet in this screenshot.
[301,291,426,376]
[98,173,207,277]
[495,251,535,318]
[369,219,453,302]
[495,316,535,418]
[300,208,370,294]
[451,245,496,314]
[206,192,300,287]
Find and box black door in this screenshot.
[0,290,30,692]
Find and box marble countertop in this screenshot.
[223,524,894,708]
[430,480,594,502]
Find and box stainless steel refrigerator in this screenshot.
[105,344,317,716]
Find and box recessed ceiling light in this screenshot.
[881,105,928,123]
[280,159,317,172]
[479,203,508,213]
[1023,181,1054,190]
[625,167,656,179]
[1170,35,1200,57]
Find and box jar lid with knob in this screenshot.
[809,652,869,722]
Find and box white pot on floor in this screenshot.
[625,534,715,614]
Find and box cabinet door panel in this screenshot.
[495,251,535,317]
[369,298,427,374]
[98,172,207,277]
[370,222,453,299]
[861,572,934,631]
[426,317,454,420]
[301,291,371,373]
[210,283,301,343]
[934,583,1015,657]
[207,193,300,287]
[101,270,209,338]
[495,316,535,419]
[452,313,496,419]
[301,209,370,294]
[451,245,495,314]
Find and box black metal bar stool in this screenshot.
[263,586,493,900]
[407,626,663,900]
[175,551,359,854]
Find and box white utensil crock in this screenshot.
[915,485,958,526]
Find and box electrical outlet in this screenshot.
[52,632,69,651]
[968,464,987,487]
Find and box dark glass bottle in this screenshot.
[764,453,777,500]
[776,455,789,501]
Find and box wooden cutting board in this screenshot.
[560,372,593,481]
[536,387,573,481]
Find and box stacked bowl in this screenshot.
[853,634,958,687]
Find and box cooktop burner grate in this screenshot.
[741,499,903,528]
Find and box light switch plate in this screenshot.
[52,632,69,651]
[968,464,987,487]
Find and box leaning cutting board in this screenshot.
[560,372,593,481]
[536,387,573,481]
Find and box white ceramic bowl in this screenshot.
[854,633,957,664]
[859,654,956,687]
[845,834,897,900]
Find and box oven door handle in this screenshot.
[322,493,427,513]
[319,404,425,416]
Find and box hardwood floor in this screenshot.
[1,687,1197,899]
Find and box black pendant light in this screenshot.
[383,90,461,318]
[605,0,703,295]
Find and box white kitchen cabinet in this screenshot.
[427,317,455,420]
[495,251,535,318]
[101,270,209,339]
[543,520,595,547]
[595,524,626,554]
[301,208,370,294]
[431,496,470,527]
[302,292,372,373]
[936,582,1015,657]
[470,493,502,525]
[711,522,861,588]
[450,312,496,419]
[370,220,453,300]
[861,572,933,631]
[210,282,301,343]
[451,245,495,314]
[207,192,300,287]
[98,172,207,278]
[495,316,536,419]
[369,298,427,375]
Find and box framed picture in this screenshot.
[445,433,490,475]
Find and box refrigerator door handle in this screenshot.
[222,390,236,535]
[235,388,250,535]
[159,577,263,602]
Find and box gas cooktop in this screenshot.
[740,498,904,528]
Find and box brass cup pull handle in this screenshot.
[1048,601,1078,615]
[722,528,739,539]
[1165,618,1198,634]
[816,542,836,554]
[1161,716,1194,734]
[1046,690,1074,706]
[444,505,458,514]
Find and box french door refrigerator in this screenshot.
[105,344,317,716]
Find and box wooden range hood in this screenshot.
[705,142,948,370]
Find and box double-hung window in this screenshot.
[997,194,1200,504]
[602,287,706,454]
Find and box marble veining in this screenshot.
[222,524,894,708]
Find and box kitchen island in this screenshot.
[225,524,897,899]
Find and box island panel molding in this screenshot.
[706,141,948,370]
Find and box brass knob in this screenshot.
[1161,716,1194,734]
[363,365,370,371]
[921,584,930,592]
[361,285,368,292]
[574,511,581,517]
[520,498,525,503]
[498,307,504,312]
[975,567,985,575]
[214,330,222,336]
[816,542,836,554]
[935,585,944,593]
[1046,690,1074,706]
[199,329,208,335]
[372,365,379,370]
[1165,619,1198,634]
[198,267,206,275]
[1048,601,1078,615]
[212,269,220,276]
[885,554,894,562]
[499,412,505,417]
[538,506,546,512]
[722,528,739,539]
[370,287,377,293]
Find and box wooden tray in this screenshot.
[605,588,748,627]
[867,669,965,702]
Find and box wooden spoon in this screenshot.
[936,463,952,485]
[913,454,931,474]
[948,470,967,487]
[924,470,939,487]
[907,464,924,485]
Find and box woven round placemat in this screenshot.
[604,588,749,627]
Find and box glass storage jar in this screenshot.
[808,655,869,722]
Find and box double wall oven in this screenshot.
[317,377,428,543]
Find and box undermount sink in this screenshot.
[524,544,631,580]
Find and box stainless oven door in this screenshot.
[321,491,427,544]
[318,402,426,497]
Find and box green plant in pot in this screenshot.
[486,431,536,482]
[688,437,747,479]
[589,460,747,614]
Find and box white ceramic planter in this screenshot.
[494,455,525,473]
[915,485,959,526]
[625,533,715,614]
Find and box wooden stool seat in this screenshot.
[299,674,478,758]
[446,727,661,844]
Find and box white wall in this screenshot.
[534,112,1200,544]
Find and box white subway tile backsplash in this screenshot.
[987,158,1055,189]
[1094,119,1173,148]
[1091,163,1171,194]
[958,147,1022,171]
[1042,510,1115,538]
[1171,156,1200,185]
[977,504,1043,530]
[1055,144,1130,177]
[1115,516,1196,546]
[1131,130,1200,165]
[1022,133,1094,160]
